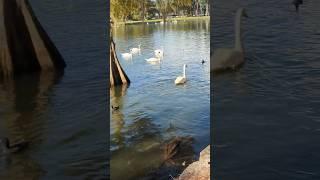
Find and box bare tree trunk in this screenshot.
[0,0,65,77]
[142,1,145,21]
[206,1,209,16]
[163,12,167,22]
[110,38,130,86]
[195,0,199,16]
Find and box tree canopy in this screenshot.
[111,0,209,22]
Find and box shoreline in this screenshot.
[113,16,210,26]
[177,145,210,180]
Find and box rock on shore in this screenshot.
[177,145,210,180]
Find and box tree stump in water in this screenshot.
[110,38,130,87]
[0,0,66,78]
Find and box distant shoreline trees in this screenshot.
[111,0,209,23]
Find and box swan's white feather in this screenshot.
[121,53,132,60]
[154,50,163,58]
[211,48,244,71]
[175,76,186,84]
[130,48,139,54]
[130,45,141,55]
[175,64,187,85]
[146,57,161,63]
[210,8,247,72]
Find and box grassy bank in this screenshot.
[113,16,210,26]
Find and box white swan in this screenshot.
[121,52,133,60]
[130,44,141,55]
[154,47,164,58]
[175,64,187,85]
[210,8,248,72]
[146,56,161,64]
[160,21,164,25]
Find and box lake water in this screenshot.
[0,0,107,179]
[111,19,210,179]
[212,0,320,179]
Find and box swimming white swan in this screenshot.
[130,44,141,55]
[210,8,248,72]
[154,47,164,58]
[121,52,133,60]
[146,56,161,63]
[175,64,187,85]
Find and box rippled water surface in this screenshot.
[213,0,320,179]
[0,0,107,179]
[111,19,210,179]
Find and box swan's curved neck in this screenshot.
[235,11,243,51]
[183,66,186,77]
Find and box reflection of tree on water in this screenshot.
[110,85,127,149]
[1,72,63,141]
[113,19,209,40]
[0,72,63,179]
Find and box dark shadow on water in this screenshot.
[110,86,195,180]
[110,114,163,180]
[110,85,197,180]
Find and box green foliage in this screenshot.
[111,0,209,23]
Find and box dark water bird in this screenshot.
[293,0,303,12]
[111,105,120,110]
[0,137,29,155]
[201,59,206,64]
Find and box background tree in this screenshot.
[111,0,130,22]
[193,0,200,16]
[111,0,209,23]
[171,0,193,16]
[199,0,209,16]
[155,0,174,22]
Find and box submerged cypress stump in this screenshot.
[0,0,66,77]
[110,38,130,87]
